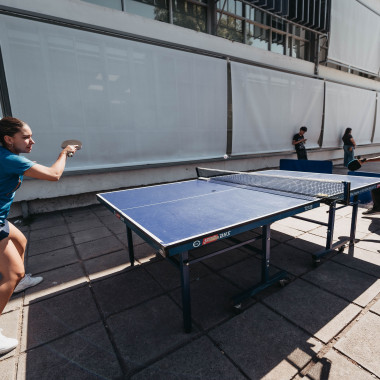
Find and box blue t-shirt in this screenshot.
[0,146,35,223]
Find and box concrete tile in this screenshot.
[67,217,103,233]
[83,249,132,281]
[270,227,302,243]
[26,246,78,274]
[355,233,380,252]
[104,217,127,234]
[269,243,314,276]
[116,230,151,247]
[29,213,65,230]
[332,246,380,278]
[219,255,284,300]
[334,312,380,377]
[335,206,355,218]
[0,310,20,360]
[106,241,158,264]
[21,287,100,351]
[131,336,246,380]
[170,274,241,330]
[271,222,309,239]
[27,234,73,256]
[28,224,70,242]
[364,217,380,231]
[91,204,111,216]
[107,295,197,372]
[76,235,124,260]
[191,241,251,272]
[285,232,329,254]
[71,225,112,245]
[24,263,87,305]
[310,222,367,241]
[305,349,375,380]
[370,298,380,316]
[144,258,211,291]
[91,267,163,317]
[355,218,380,234]
[17,323,122,380]
[302,261,380,307]
[264,279,362,343]
[276,216,320,232]
[242,233,280,253]
[134,242,160,264]
[5,293,23,314]
[209,303,323,380]
[62,207,96,221]
[0,358,16,380]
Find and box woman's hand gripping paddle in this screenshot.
[61,139,82,157]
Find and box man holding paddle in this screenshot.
[0,116,80,354]
[348,156,380,215]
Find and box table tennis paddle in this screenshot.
[61,139,82,157]
[347,155,380,171]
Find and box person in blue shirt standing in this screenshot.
[0,116,78,355]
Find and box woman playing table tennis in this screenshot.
[0,116,78,355]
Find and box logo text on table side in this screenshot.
[193,230,231,248]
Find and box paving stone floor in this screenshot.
[1,166,380,379]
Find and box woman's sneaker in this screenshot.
[0,329,18,355]
[13,274,43,293]
[362,208,380,215]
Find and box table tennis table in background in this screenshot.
[97,168,380,332]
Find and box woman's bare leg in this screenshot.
[0,236,25,315]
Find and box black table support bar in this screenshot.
[292,215,329,227]
[185,236,262,265]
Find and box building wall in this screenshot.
[0,0,379,217]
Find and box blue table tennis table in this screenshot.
[97,168,380,332]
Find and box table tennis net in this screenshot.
[197,168,350,202]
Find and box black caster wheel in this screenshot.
[313,258,320,267]
[279,278,290,287]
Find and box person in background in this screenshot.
[292,126,308,160]
[0,117,78,355]
[342,128,356,167]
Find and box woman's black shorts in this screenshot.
[0,220,10,241]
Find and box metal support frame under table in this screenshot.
[292,195,360,264]
[125,224,288,333]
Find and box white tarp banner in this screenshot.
[0,14,227,170]
[323,82,376,148]
[328,0,380,75]
[373,94,380,143]
[231,62,324,155]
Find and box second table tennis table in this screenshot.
[97,168,380,332]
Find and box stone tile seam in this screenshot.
[54,213,127,375]
[301,292,380,379]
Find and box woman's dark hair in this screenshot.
[343,128,352,136]
[0,117,26,147]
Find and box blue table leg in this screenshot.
[325,201,336,251]
[126,226,135,266]
[262,224,270,282]
[179,251,192,333]
[233,224,287,306]
[349,195,359,244]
